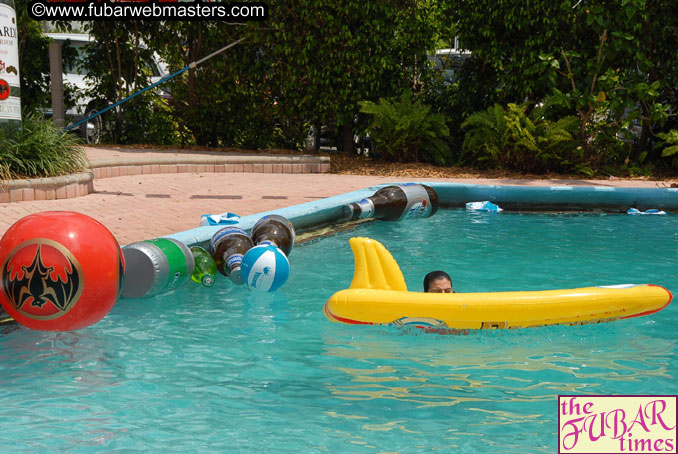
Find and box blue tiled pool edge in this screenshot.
[167,182,678,247]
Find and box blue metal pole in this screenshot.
[65,37,246,132]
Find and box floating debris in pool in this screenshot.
[627,208,667,215]
[199,212,240,226]
[466,201,504,212]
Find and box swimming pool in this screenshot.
[1,208,676,453]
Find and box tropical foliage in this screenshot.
[15,0,78,113]
[656,130,678,167]
[461,103,585,174]
[443,0,678,170]
[360,92,450,164]
[9,0,678,175]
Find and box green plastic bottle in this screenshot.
[0,0,22,130]
[190,246,217,287]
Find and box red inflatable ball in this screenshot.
[0,211,125,331]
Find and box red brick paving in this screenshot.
[0,171,396,245]
[0,147,670,246]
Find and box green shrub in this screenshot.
[655,129,678,168]
[0,113,88,180]
[110,95,184,146]
[359,92,451,165]
[461,103,587,174]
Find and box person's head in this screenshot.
[424,270,453,293]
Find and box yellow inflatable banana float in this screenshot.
[323,237,673,330]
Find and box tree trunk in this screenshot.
[313,120,321,153]
[342,123,354,155]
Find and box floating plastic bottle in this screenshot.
[210,227,254,285]
[342,184,439,221]
[121,238,195,299]
[465,201,504,212]
[251,214,296,256]
[627,208,667,216]
[190,246,217,287]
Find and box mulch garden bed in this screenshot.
[94,144,678,184]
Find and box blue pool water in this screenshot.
[1,210,676,453]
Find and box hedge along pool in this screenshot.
[1,182,677,453]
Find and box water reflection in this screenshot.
[320,324,676,413]
[1,209,676,453]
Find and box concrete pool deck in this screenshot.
[0,146,674,245]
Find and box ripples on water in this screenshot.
[1,210,676,453]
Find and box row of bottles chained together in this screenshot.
[207,214,294,292]
[197,183,438,292]
[116,184,438,298]
[119,215,296,298]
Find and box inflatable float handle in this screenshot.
[348,237,407,291]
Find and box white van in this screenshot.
[429,47,472,85]
[45,32,170,144]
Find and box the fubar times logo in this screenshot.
[558,395,677,453]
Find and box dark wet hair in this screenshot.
[424,270,452,292]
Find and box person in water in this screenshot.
[424,270,454,293]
